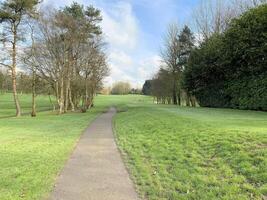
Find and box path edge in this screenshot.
[44,108,107,200]
[111,109,141,200]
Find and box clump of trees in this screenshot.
[184,4,267,110]
[142,80,152,95]
[111,81,131,95]
[0,1,109,116]
[148,25,195,106]
[146,1,267,110]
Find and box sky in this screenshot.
[42,0,200,88]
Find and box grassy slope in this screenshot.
[0,94,121,200]
[114,102,267,200]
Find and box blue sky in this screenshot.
[42,0,200,87]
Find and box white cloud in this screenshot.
[101,2,139,50]
[100,1,143,87]
[104,53,161,87]
[137,55,161,81]
[109,50,133,69]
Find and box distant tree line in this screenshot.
[111,81,131,95]
[0,0,109,116]
[0,69,48,94]
[110,81,141,95]
[143,0,267,110]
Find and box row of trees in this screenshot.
[184,4,267,110]
[0,69,48,94]
[146,25,196,106]
[110,81,141,95]
[111,81,131,95]
[145,0,266,110]
[0,0,109,116]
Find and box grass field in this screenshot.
[114,101,267,199]
[0,94,266,200]
[0,94,150,200]
[0,93,55,118]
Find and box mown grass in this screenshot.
[0,93,149,200]
[114,103,267,200]
[0,92,55,118]
[1,93,266,200]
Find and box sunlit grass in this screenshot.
[114,103,267,200]
[0,92,55,117]
[1,93,266,200]
[0,94,149,200]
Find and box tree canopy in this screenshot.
[183,4,267,110]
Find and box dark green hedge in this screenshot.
[183,4,267,110]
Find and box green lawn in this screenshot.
[114,102,267,200]
[0,93,55,118]
[0,94,150,200]
[0,94,266,200]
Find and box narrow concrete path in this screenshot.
[49,108,139,200]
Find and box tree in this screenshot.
[184,4,267,110]
[160,23,182,105]
[221,4,267,110]
[193,0,267,41]
[151,68,173,104]
[193,0,235,40]
[111,82,131,95]
[0,69,12,92]
[183,34,227,107]
[22,21,39,116]
[155,25,195,106]
[0,70,4,91]
[142,80,152,95]
[0,0,40,116]
[32,3,108,114]
[179,26,195,106]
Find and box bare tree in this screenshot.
[193,0,237,40]
[30,3,108,114]
[22,21,38,117]
[160,23,182,105]
[111,82,131,95]
[233,0,267,13]
[194,0,267,40]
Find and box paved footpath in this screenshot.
[49,107,139,200]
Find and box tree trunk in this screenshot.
[172,86,178,105]
[177,89,182,106]
[55,80,60,110]
[31,69,36,117]
[49,94,56,111]
[190,95,197,107]
[84,78,89,111]
[69,87,75,111]
[59,76,64,114]
[64,78,69,113]
[12,27,21,117]
[185,91,190,107]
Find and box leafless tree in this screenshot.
[22,21,38,117]
[193,0,238,39]
[194,0,267,40]
[111,82,131,95]
[30,5,108,114]
[160,23,182,105]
